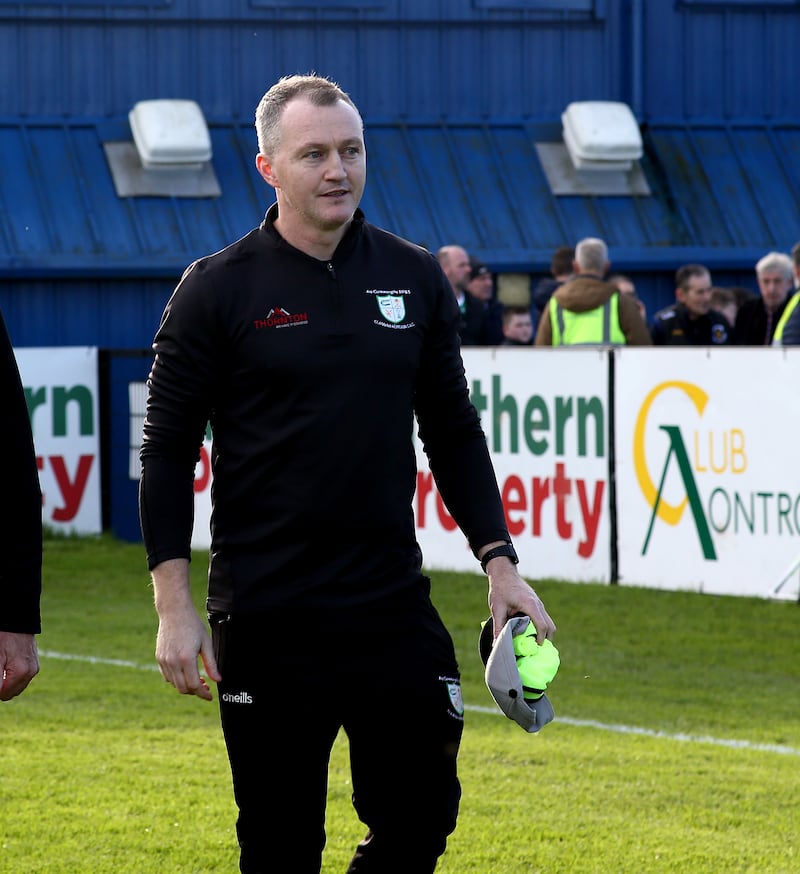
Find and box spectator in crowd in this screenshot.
[530,245,574,330]
[534,237,650,346]
[436,243,470,307]
[437,244,487,345]
[729,285,758,310]
[0,307,42,701]
[139,73,555,874]
[651,264,733,345]
[709,287,740,327]
[773,291,800,345]
[772,242,800,344]
[734,251,793,345]
[608,273,647,324]
[500,306,534,346]
[466,257,504,345]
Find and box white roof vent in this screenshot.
[128,99,212,169]
[561,101,642,172]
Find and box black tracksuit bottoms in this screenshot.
[212,594,464,873]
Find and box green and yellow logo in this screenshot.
[633,381,749,560]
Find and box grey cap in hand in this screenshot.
[479,615,555,733]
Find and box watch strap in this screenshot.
[480,543,519,574]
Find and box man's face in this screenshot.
[677,271,712,319]
[443,247,471,293]
[504,313,533,344]
[757,270,792,312]
[467,272,493,302]
[257,97,366,235]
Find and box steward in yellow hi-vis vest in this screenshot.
[548,292,626,346]
[534,274,652,347]
[534,237,652,347]
[772,290,800,345]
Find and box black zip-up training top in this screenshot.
[140,206,510,615]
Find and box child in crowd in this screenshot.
[501,306,534,346]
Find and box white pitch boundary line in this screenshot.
[40,650,800,758]
[40,649,160,672]
[468,703,800,757]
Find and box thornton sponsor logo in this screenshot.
[254,307,309,330]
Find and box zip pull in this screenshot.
[326,262,336,280]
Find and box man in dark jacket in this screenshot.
[530,245,574,331]
[734,251,793,345]
[437,244,488,345]
[651,264,733,345]
[466,257,504,345]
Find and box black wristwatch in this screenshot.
[480,542,519,574]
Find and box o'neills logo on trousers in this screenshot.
[221,691,253,704]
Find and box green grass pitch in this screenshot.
[2,535,798,873]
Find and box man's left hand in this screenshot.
[486,560,556,644]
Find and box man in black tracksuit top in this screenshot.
[140,75,556,874]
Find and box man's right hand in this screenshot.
[151,558,221,701]
[0,631,40,701]
[156,605,220,700]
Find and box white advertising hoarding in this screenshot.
[128,383,213,545]
[413,347,611,581]
[192,440,213,549]
[615,347,800,599]
[15,347,102,534]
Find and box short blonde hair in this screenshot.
[255,74,362,158]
